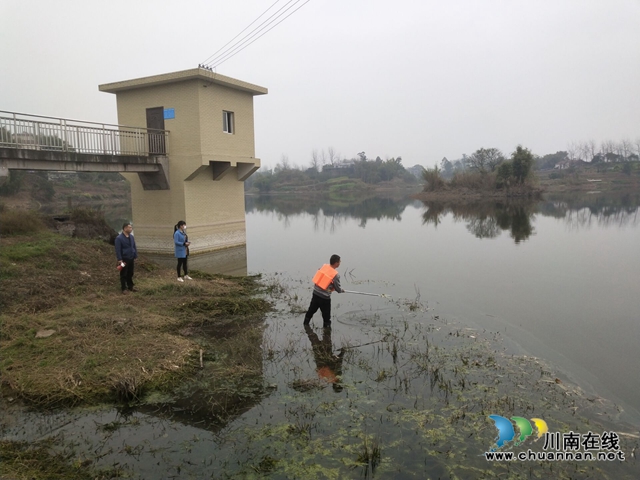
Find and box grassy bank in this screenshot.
[0,230,271,407]
[247,176,419,200]
[416,164,640,201]
[414,183,543,201]
[538,165,640,193]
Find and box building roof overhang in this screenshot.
[99,68,268,95]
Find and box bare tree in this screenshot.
[327,146,338,166]
[587,139,597,162]
[621,139,632,160]
[567,141,578,161]
[577,141,591,162]
[461,154,470,170]
[277,154,290,171]
[601,140,615,156]
[635,137,640,158]
[468,147,504,173]
[310,149,320,172]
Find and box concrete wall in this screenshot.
[199,82,257,160]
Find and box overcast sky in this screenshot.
[1,0,639,169]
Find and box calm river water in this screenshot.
[245,192,640,427]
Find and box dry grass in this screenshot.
[0,233,272,407]
[449,171,497,190]
[1,306,194,405]
[0,207,47,235]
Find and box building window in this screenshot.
[223,111,234,134]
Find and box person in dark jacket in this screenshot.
[114,222,138,294]
[174,221,192,282]
[304,254,343,328]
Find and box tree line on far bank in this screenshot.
[245,150,417,193]
[439,138,640,178]
[423,146,537,194]
[425,137,640,194]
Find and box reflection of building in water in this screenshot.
[146,245,247,276]
[136,382,264,432]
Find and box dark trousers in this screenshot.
[304,293,332,327]
[120,258,135,291]
[177,257,188,277]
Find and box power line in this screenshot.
[208,0,312,69]
[206,0,303,68]
[203,0,302,68]
[200,0,283,66]
[201,0,313,70]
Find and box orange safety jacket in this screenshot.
[317,366,338,383]
[312,264,338,290]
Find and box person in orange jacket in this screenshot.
[303,254,343,328]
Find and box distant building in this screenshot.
[322,160,355,175]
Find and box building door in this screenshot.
[146,107,166,155]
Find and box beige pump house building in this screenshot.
[99,68,267,255]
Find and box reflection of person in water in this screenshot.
[304,325,345,392]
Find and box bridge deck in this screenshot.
[0,111,170,189]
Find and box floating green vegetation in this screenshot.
[260,274,308,314]
[202,316,639,479]
[0,438,122,480]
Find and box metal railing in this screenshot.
[0,111,168,156]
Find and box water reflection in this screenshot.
[247,193,639,239]
[246,194,416,230]
[304,325,345,392]
[145,245,248,276]
[138,317,266,432]
[538,192,640,229]
[421,201,536,243]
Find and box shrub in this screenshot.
[422,166,446,192]
[0,209,46,235]
[0,171,26,196]
[69,207,106,225]
[496,161,514,188]
[30,175,55,202]
[511,146,535,184]
[449,171,495,190]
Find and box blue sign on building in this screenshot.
[163,108,175,120]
